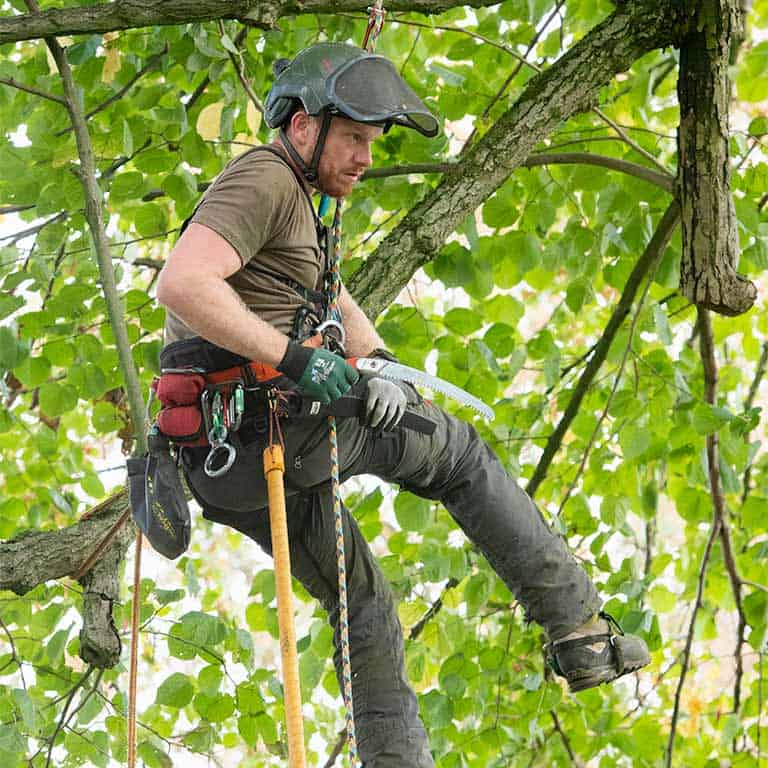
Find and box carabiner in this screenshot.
[314,318,346,355]
[204,441,237,478]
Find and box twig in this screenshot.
[322,729,347,768]
[409,577,459,641]
[0,211,69,245]
[0,76,66,105]
[44,666,94,768]
[592,107,671,175]
[217,22,263,114]
[477,0,565,127]
[742,580,768,595]
[555,235,661,517]
[665,508,721,768]
[0,616,25,687]
[550,710,582,766]
[741,341,768,504]
[54,43,169,136]
[526,201,680,498]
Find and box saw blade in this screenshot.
[355,358,495,421]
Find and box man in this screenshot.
[156,42,650,768]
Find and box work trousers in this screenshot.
[184,379,601,767]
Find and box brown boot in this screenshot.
[546,611,650,692]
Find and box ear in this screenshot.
[287,109,314,148]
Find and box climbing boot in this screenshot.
[546,611,650,692]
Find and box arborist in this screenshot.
[152,42,650,767]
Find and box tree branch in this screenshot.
[363,152,674,192]
[0,0,502,45]
[665,502,721,768]
[0,211,69,245]
[0,76,66,105]
[349,0,684,317]
[217,21,263,114]
[677,1,757,315]
[43,11,147,456]
[555,231,661,518]
[526,201,680,498]
[741,341,768,503]
[54,43,169,137]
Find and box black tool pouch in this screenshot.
[127,432,191,559]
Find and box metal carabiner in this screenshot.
[204,440,237,477]
[313,318,346,355]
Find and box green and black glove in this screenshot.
[278,342,359,404]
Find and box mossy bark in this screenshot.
[677,0,757,316]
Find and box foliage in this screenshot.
[1,0,768,766]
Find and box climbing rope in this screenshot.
[324,197,361,766]
[325,7,387,765]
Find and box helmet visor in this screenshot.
[328,56,439,138]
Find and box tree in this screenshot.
[1,0,767,765]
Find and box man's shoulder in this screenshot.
[224,146,296,184]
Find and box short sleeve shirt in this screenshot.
[163,147,324,344]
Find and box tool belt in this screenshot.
[155,337,436,477]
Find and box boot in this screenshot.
[546,611,650,692]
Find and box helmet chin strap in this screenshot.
[280,109,334,190]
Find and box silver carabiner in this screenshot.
[204,440,237,477]
[313,319,346,355]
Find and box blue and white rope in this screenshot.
[326,199,360,767]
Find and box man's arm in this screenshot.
[156,223,290,366]
[338,284,386,357]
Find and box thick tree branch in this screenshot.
[349,0,683,317]
[0,0,500,45]
[677,0,757,315]
[526,201,680,498]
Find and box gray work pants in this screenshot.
[184,380,600,767]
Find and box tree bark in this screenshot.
[0,493,133,667]
[0,0,499,45]
[677,0,757,316]
[351,0,684,318]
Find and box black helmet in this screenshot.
[265,42,439,139]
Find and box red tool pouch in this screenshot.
[155,372,208,446]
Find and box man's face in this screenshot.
[291,113,382,198]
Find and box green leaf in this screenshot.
[134,203,168,237]
[619,424,651,461]
[394,492,431,531]
[443,308,483,336]
[193,692,235,722]
[692,403,732,435]
[109,171,146,201]
[0,327,29,370]
[156,673,194,708]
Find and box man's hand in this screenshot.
[364,378,407,431]
[278,342,359,404]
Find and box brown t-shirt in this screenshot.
[164,147,325,344]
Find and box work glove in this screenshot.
[364,377,407,431]
[278,341,359,404]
